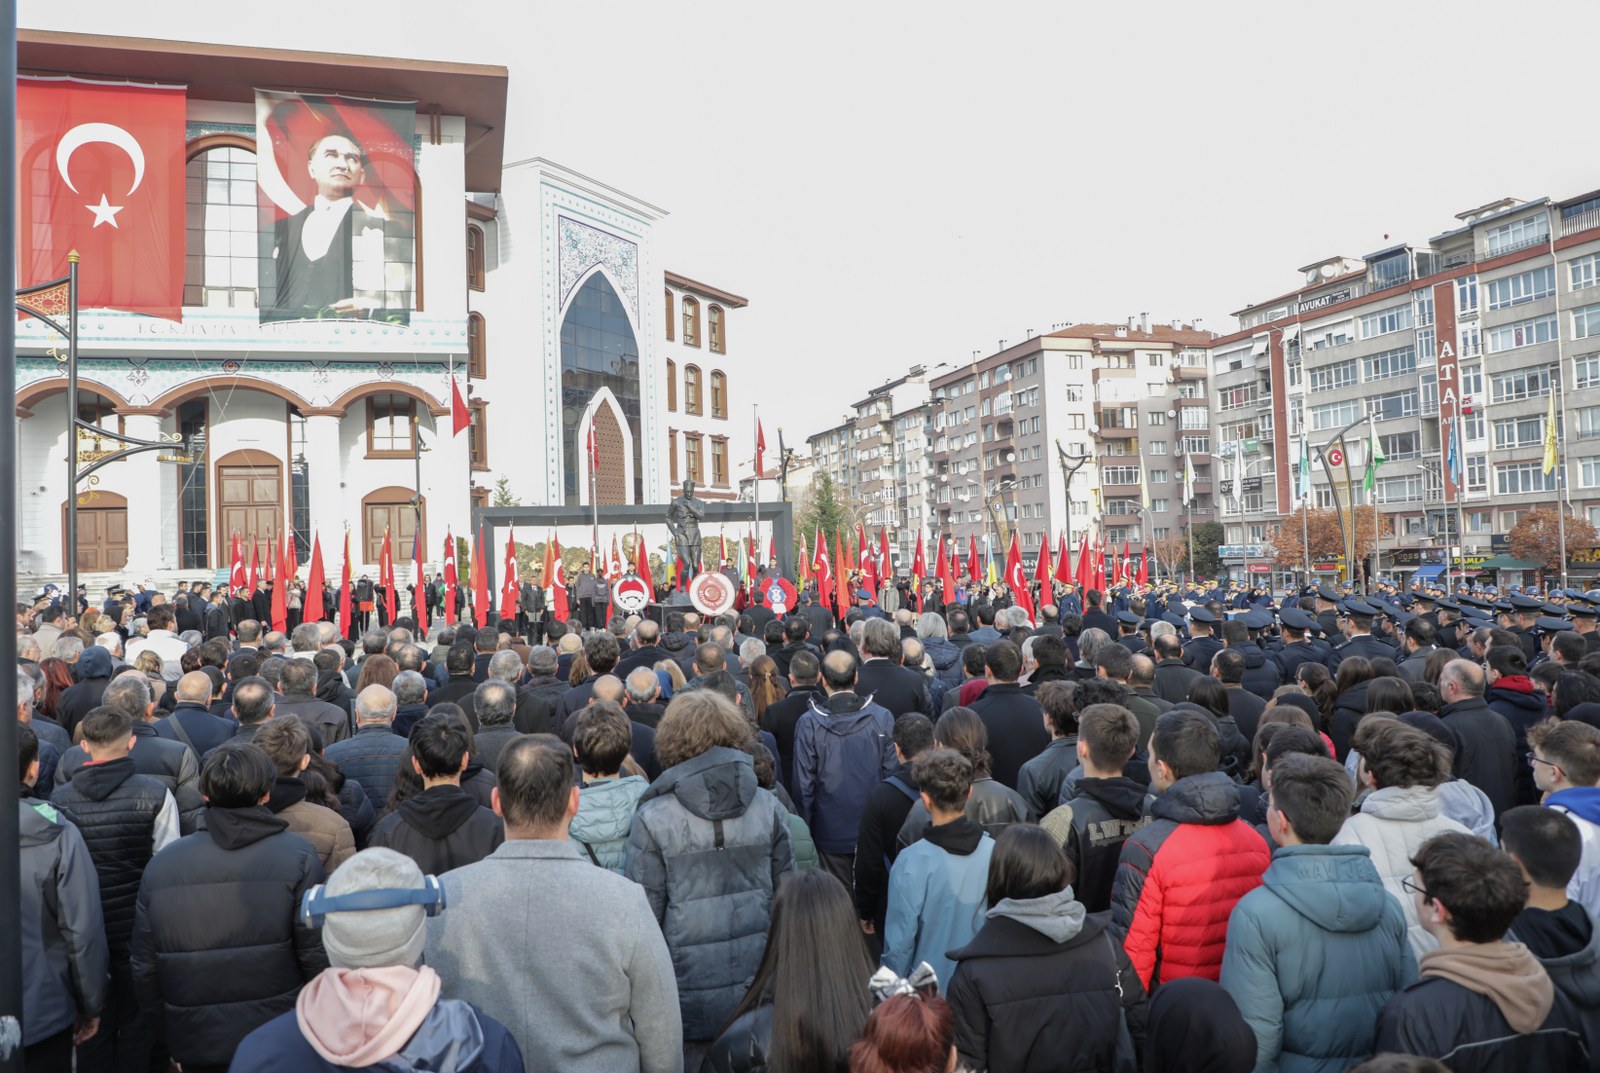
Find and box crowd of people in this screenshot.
[15,571,1600,1072]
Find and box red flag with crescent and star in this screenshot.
[811,526,832,605]
[338,532,352,632]
[18,77,187,319]
[441,531,457,625]
[1055,533,1073,587]
[967,535,980,585]
[1005,532,1034,621]
[230,532,246,592]
[303,534,325,624]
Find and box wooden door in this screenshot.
[363,491,423,561]
[219,465,281,564]
[72,507,129,572]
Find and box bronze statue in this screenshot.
[665,479,706,577]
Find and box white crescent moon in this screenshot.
[56,122,145,195]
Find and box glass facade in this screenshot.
[560,273,642,504]
[178,399,208,569]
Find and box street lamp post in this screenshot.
[1225,449,1269,588]
[1055,439,1091,585]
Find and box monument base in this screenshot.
[661,591,695,608]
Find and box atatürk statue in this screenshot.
[665,479,706,577]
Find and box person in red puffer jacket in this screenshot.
[1110,709,1271,990]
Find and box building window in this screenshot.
[669,430,679,484]
[665,288,675,342]
[685,434,704,484]
[1581,458,1600,489]
[467,313,487,378]
[467,225,485,291]
[177,399,209,569]
[1489,364,1554,403]
[1493,414,1549,450]
[184,145,259,309]
[1380,431,1421,460]
[1574,303,1600,340]
[682,296,701,347]
[468,401,488,470]
[367,394,416,457]
[1496,460,1558,495]
[1179,407,1209,430]
[1359,304,1414,339]
[1147,411,1166,427]
[1456,275,1479,315]
[1362,346,1417,382]
[685,365,703,415]
[1484,213,1549,256]
[666,359,677,411]
[1311,399,1364,431]
[1571,254,1600,293]
[711,437,728,486]
[1487,313,1558,353]
[1577,353,1600,390]
[560,273,643,505]
[708,304,725,354]
[1309,359,1358,392]
[1368,391,1419,421]
[710,370,727,419]
[1486,265,1555,310]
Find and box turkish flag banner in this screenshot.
[18,77,186,319]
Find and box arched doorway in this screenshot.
[63,491,128,573]
[215,449,283,567]
[362,487,426,563]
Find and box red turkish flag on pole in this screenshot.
[755,421,767,479]
[338,532,352,633]
[1055,533,1073,587]
[878,530,893,588]
[1076,534,1091,591]
[471,528,490,628]
[451,377,471,436]
[1005,532,1034,621]
[303,534,325,624]
[634,529,653,590]
[937,538,956,605]
[549,533,569,622]
[1034,533,1053,587]
[230,532,246,592]
[263,536,274,584]
[1137,548,1150,586]
[248,539,260,594]
[912,531,927,586]
[833,532,851,616]
[414,526,429,637]
[811,526,832,605]
[500,527,519,622]
[968,535,980,585]
[285,527,299,581]
[797,531,810,584]
[380,528,397,625]
[270,531,288,632]
[441,531,457,625]
[854,524,867,571]
[18,78,187,319]
[861,535,879,596]
[1121,540,1132,587]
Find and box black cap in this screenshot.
[1280,607,1315,631]
[1570,603,1599,619]
[1242,609,1273,630]
[1190,607,1218,624]
[1511,595,1545,612]
[1116,610,1141,626]
[1341,598,1379,617]
[1316,583,1341,602]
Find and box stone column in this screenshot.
[119,413,166,573]
[303,413,345,559]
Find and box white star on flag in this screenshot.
[86,194,123,228]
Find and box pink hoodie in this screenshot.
[296,966,442,1067]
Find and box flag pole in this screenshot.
[1369,416,1381,590]
[753,403,760,579]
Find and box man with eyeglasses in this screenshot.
[1526,717,1600,917]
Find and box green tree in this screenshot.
[798,473,850,548]
[491,475,521,507]
[1185,521,1224,577]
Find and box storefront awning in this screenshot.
[1474,554,1543,572]
[1409,564,1446,584]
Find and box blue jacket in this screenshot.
[793,693,896,854]
[1219,843,1416,1073]
[229,995,524,1073]
[568,775,648,874]
[325,724,410,816]
[923,637,964,692]
[882,816,994,988]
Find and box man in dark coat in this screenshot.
[1080,590,1116,637]
[1221,617,1283,700]
[614,620,671,678]
[1274,608,1329,683]
[131,743,326,1072]
[271,658,350,745]
[966,641,1050,791]
[761,651,826,790]
[854,618,934,718]
[1150,635,1202,705]
[56,644,116,738]
[1327,601,1397,671]
[515,647,567,736]
[156,671,238,757]
[1437,658,1519,818]
[1212,649,1269,744]
[1181,608,1224,672]
[204,592,233,642]
[368,713,503,874]
[325,683,411,815]
[853,713,934,947]
[60,677,206,835]
[768,617,822,680]
[424,645,479,714]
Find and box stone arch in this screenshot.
[18,378,132,415]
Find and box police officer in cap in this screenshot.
[1276,607,1328,680]
[1183,607,1224,672]
[1569,596,1600,654]
[1312,583,1348,647]
[1327,598,1394,671]
[1507,594,1544,665]
[1115,610,1146,655]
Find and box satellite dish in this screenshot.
[1319,264,1338,279]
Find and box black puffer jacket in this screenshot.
[1330,682,1370,761]
[1232,642,1283,700]
[50,755,171,954]
[367,784,504,874]
[947,892,1147,1073]
[130,805,326,1070]
[1057,776,1155,914]
[59,722,206,833]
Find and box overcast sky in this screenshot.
[21,0,1597,444]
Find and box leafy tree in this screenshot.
[491,476,521,507]
[1510,509,1599,571]
[1185,521,1224,577]
[797,473,850,547]
[1269,506,1390,570]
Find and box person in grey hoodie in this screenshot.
[946,824,1147,1073]
[19,724,109,1069]
[568,703,648,873]
[1220,754,1416,1073]
[625,690,794,1049]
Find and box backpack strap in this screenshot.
[884,775,917,803]
[166,713,199,755]
[576,839,603,867]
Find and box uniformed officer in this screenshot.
[1313,583,1348,647]
[1327,599,1394,671]
[1507,594,1544,664]
[1183,607,1224,672]
[1277,606,1332,680]
[1115,610,1146,654]
[1570,598,1600,654]
[1434,598,1464,653]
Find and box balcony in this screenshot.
[1563,208,1600,237]
[1102,511,1139,526]
[1175,363,1208,381]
